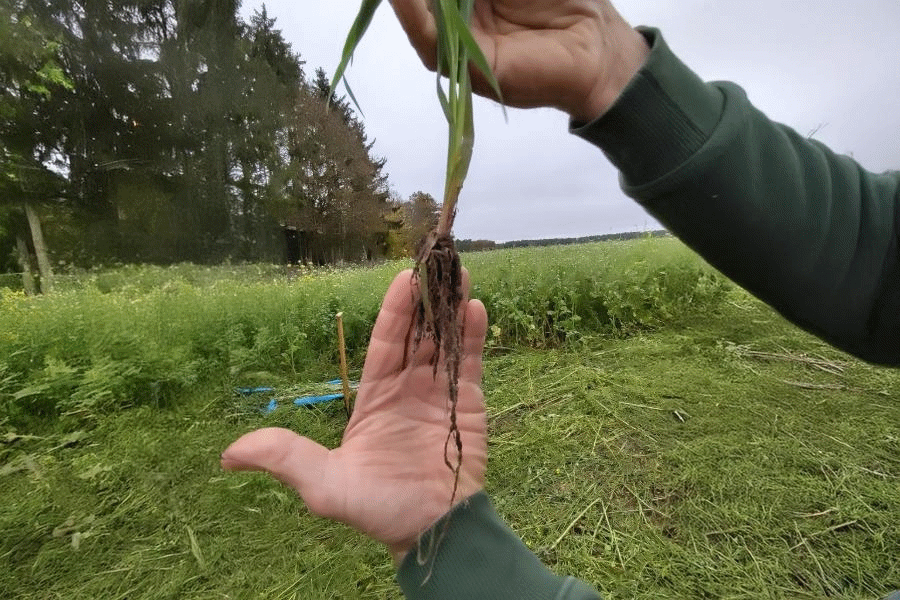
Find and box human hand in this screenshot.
[220,269,489,564]
[388,0,650,121]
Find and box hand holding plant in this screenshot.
[308,0,648,564]
[388,0,651,121]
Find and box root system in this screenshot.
[411,231,464,506]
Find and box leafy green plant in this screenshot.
[0,243,728,427]
[331,0,505,520]
[331,2,502,233]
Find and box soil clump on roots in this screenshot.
[406,231,466,571]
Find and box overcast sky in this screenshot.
[239,1,900,243]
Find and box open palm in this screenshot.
[221,269,489,561]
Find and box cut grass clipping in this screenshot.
[331,0,504,566]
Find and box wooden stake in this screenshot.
[336,312,352,418]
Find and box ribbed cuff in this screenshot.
[571,27,725,188]
[396,492,576,599]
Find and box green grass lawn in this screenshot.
[1,244,899,598]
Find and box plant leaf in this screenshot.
[12,383,49,401]
[459,0,475,20]
[434,0,458,120]
[433,0,452,77]
[187,526,207,571]
[341,76,364,118]
[329,0,383,110]
[436,77,451,121]
[446,80,475,203]
[443,0,504,110]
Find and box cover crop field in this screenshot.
[1,238,898,599]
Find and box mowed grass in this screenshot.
[1,240,899,599]
[485,300,900,599]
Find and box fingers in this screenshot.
[387,0,438,71]
[459,298,488,388]
[221,427,333,516]
[361,269,420,381]
[369,268,419,345]
[460,266,472,309]
[463,298,488,359]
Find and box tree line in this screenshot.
[453,230,669,253]
[497,230,669,249]
[1,0,440,292]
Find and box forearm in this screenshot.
[397,492,601,599]
[574,28,900,364]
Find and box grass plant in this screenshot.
[331,0,507,517]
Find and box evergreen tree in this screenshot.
[230,7,304,260]
[23,0,179,263]
[0,1,396,269]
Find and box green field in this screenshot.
[1,239,898,599]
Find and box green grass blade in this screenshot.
[329,0,383,109]
[459,0,475,20]
[341,76,364,117]
[449,80,474,196]
[437,0,461,96]
[432,1,452,120]
[443,0,504,108]
[187,526,206,571]
[436,77,451,120]
[433,0,452,77]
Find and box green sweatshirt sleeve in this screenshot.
[573,28,900,365]
[397,27,900,600]
[397,492,601,599]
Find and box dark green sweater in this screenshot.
[397,27,900,599]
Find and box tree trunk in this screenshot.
[24,202,53,293]
[14,235,37,296]
[239,159,254,260]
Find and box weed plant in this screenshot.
[0,262,398,426]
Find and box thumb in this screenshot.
[221,427,334,516]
